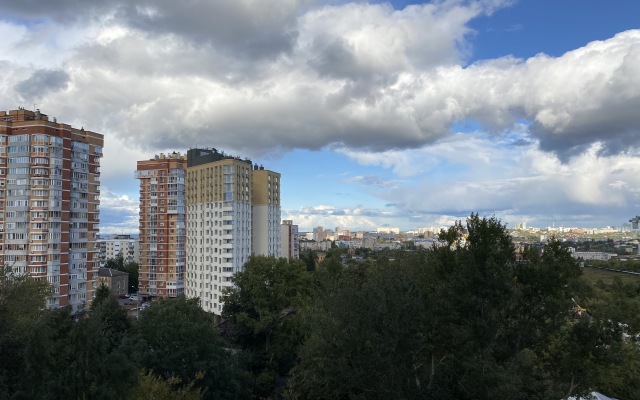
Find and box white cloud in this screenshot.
[1,0,639,231]
[98,187,139,234]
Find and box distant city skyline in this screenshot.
[1,0,639,233]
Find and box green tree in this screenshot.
[0,265,51,397]
[15,307,75,399]
[223,256,312,398]
[290,258,428,399]
[299,249,315,272]
[289,215,633,399]
[128,297,251,400]
[131,371,203,400]
[17,290,135,400]
[67,290,136,400]
[123,262,139,293]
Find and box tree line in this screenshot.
[1,215,639,399]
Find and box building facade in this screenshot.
[0,108,103,312]
[281,220,299,259]
[135,152,186,298]
[98,234,140,267]
[97,267,129,297]
[184,148,280,315]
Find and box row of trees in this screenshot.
[0,274,251,399]
[2,215,639,399]
[223,215,640,399]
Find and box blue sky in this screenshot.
[1,0,639,233]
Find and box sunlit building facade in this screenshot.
[0,108,103,312]
[281,220,299,259]
[135,152,187,298]
[185,148,280,315]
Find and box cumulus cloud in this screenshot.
[2,0,639,230]
[2,0,638,159]
[283,204,392,231]
[98,187,139,234]
[359,137,640,228]
[0,0,512,157]
[15,69,70,101]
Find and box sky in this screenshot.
[0,0,639,233]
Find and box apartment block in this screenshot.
[0,108,103,312]
[98,234,140,267]
[281,220,299,259]
[135,152,186,298]
[185,148,280,315]
[97,267,129,297]
[252,168,281,256]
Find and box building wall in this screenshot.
[184,149,281,316]
[252,169,281,257]
[136,153,186,298]
[97,268,129,296]
[0,108,103,313]
[98,235,140,266]
[281,220,299,259]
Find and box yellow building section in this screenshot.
[187,158,253,204]
[252,169,280,206]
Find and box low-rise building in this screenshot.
[571,251,616,261]
[300,240,332,252]
[97,268,129,296]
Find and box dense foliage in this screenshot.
[0,269,250,400]
[2,215,640,399]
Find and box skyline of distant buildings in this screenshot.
[3,107,633,314]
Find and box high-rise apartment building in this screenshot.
[313,226,324,241]
[251,167,281,256]
[0,108,103,313]
[281,220,299,259]
[185,148,280,315]
[135,152,187,298]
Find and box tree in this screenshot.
[289,258,428,400]
[123,262,139,293]
[17,288,136,400]
[0,265,51,397]
[298,249,315,272]
[130,371,203,400]
[14,307,75,399]
[222,256,312,398]
[128,297,251,400]
[289,215,634,399]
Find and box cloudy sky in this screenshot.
[1,0,639,233]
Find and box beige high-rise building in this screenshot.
[135,152,187,298]
[185,148,280,315]
[0,108,103,313]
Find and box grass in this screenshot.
[581,266,640,287]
